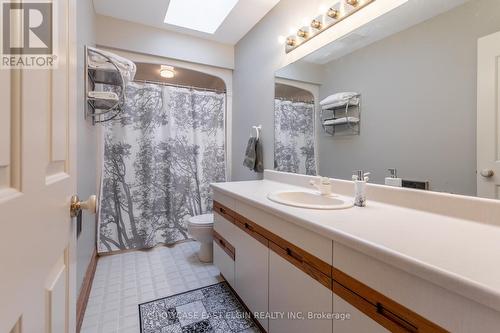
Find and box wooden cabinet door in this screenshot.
[333,294,389,333]
[234,226,269,332]
[269,251,333,333]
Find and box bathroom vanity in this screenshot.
[211,171,500,333]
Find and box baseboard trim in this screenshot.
[76,249,98,333]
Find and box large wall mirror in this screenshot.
[274,0,500,199]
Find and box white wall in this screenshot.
[95,15,234,69]
[233,0,332,180]
[76,0,97,293]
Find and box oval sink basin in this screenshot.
[267,191,353,210]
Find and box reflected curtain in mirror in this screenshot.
[274,99,317,176]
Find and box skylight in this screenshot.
[164,0,239,34]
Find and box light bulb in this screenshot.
[160,65,175,79]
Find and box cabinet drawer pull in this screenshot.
[286,247,303,263]
[244,222,253,231]
[219,207,227,214]
[376,303,418,333]
[218,238,225,247]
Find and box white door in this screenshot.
[477,31,500,199]
[0,0,78,332]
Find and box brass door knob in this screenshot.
[70,195,97,217]
[480,169,494,178]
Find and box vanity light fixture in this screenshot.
[327,8,339,19]
[297,28,309,39]
[286,37,297,47]
[285,0,375,53]
[160,65,175,79]
[311,18,323,30]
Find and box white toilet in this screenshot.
[187,213,214,262]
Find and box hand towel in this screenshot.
[254,139,264,173]
[88,46,137,84]
[323,116,360,126]
[243,137,257,170]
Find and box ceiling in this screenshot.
[93,0,281,45]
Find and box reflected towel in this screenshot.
[243,137,257,170]
[320,92,358,106]
[254,139,263,173]
[321,97,359,110]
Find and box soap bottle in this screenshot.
[352,170,370,207]
[385,168,402,187]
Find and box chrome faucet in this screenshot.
[309,176,332,196]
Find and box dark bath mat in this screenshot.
[139,281,262,333]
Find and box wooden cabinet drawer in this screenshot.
[213,230,235,260]
[214,208,239,245]
[269,242,331,290]
[213,201,236,223]
[231,213,269,247]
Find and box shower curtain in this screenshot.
[274,99,317,176]
[98,82,226,253]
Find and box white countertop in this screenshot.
[211,179,500,312]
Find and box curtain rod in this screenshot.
[133,79,226,94]
[275,97,314,104]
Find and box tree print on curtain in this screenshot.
[274,99,317,176]
[98,82,226,253]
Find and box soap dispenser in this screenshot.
[385,168,402,187]
[352,170,370,207]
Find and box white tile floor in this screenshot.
[81,241,221,333]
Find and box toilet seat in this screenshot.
[187,213,213,227]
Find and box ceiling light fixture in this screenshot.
[285,0,377,53]
[160,65,175,79]
[164,0,239,34]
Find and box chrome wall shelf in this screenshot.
[84,46,125,124]
[320,94,361,136]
